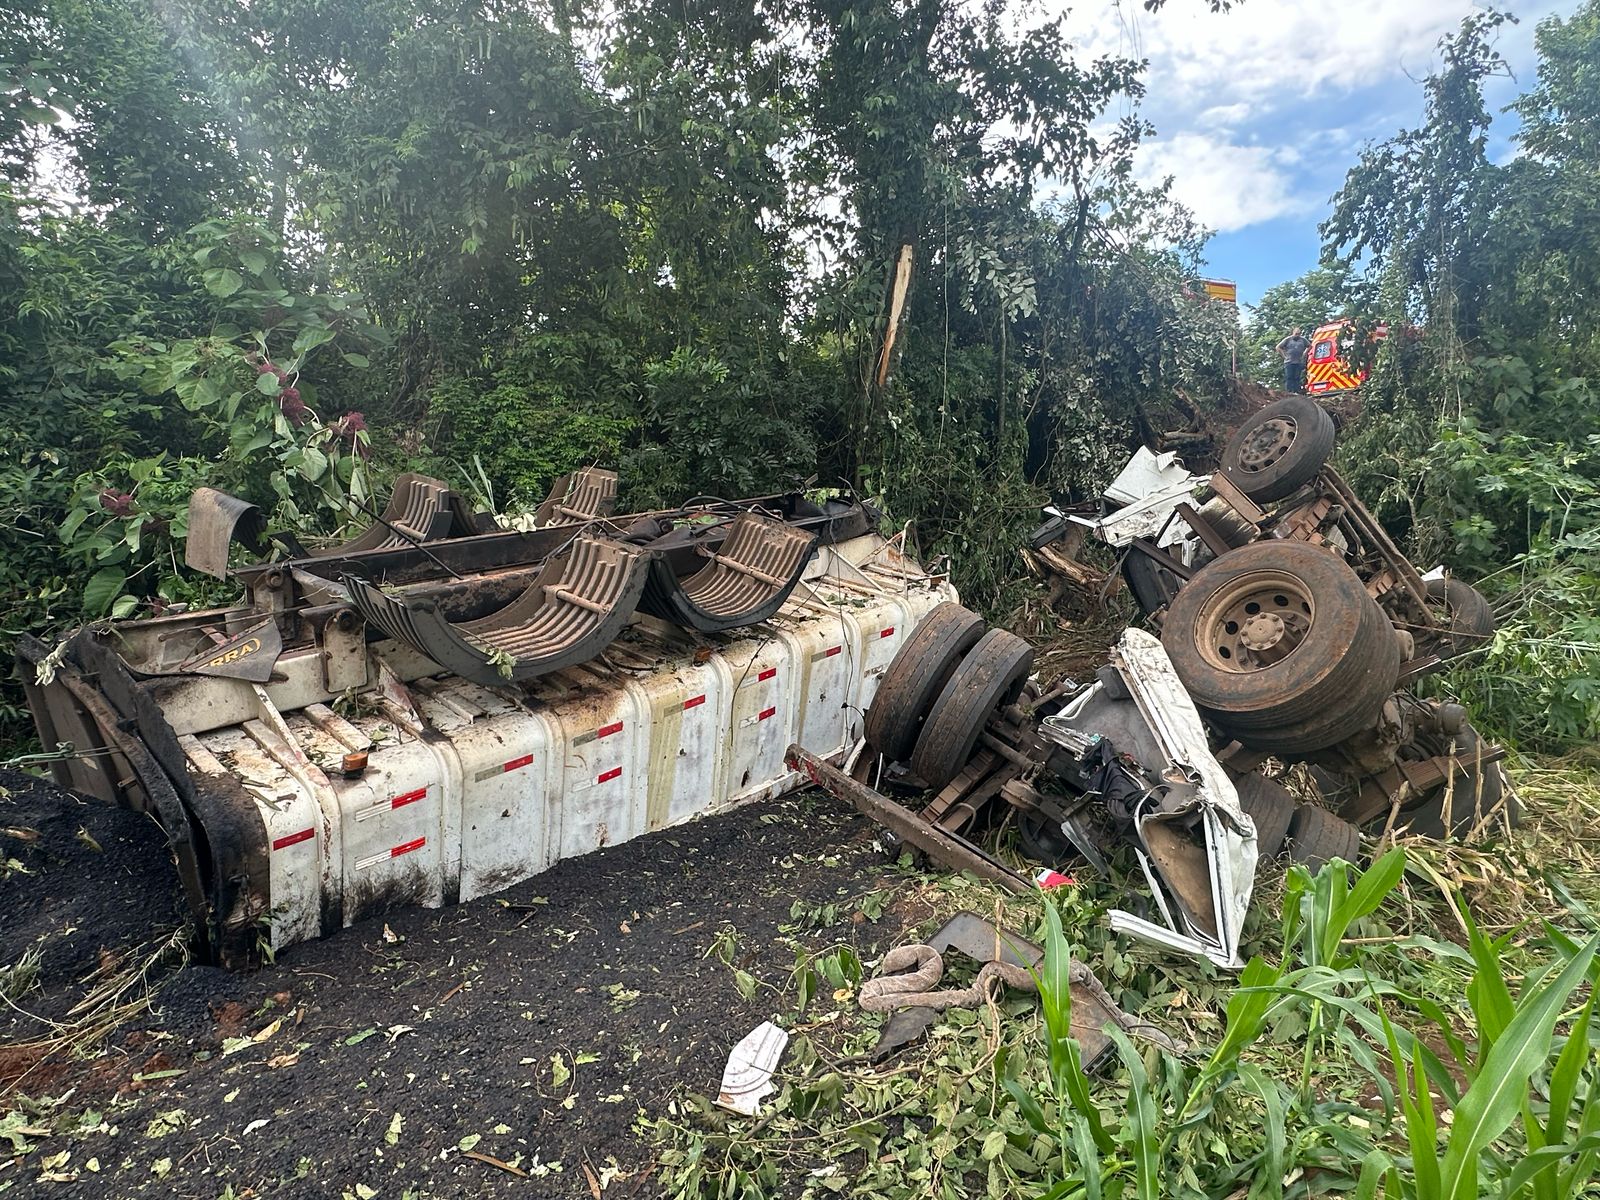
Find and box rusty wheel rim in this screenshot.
[1194,570,1315,673]
[1236,416,1298,473]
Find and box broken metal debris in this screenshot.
[805,621,1276,968]
[717,1021,790,1116]
[1030,400,1511,840]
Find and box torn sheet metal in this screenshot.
[1069,447,1209,549]
[717,1021,789,1116]
[1108,628,1256,968]
[185,487,267,579]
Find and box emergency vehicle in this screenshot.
[1306,319,1388,395]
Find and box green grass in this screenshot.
[652,759,1600,1199]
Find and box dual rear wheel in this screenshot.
[865,603,1033,791]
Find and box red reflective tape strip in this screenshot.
[758,706,777,722]
[597,766,622,784]
[683,694,706,710]
[391,787,427,809]
[826,645,842,657]
[272,827,315,851]
[391,836,426,859]
[880,627,895,638]
[502,753,534,773]
[757,667,777,682]
[597,721,624,739]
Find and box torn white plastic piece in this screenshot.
[717,1021,790,1116]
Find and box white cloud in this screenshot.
[1195,102,1252,131]
[1132,133,1314,233]
[1060,0,1481,111]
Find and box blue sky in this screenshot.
[1052,0,1576,310]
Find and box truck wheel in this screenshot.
[1221,396,1336,503]
[911,629,1034,791]
[1162,541,1399,756]
[1416,578,1495,661]
[1285,803,1363,871]
[1233,771,1297,860]
[864,603,986,763]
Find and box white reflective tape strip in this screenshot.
[355,836,427,871]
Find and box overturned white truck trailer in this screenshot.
[20,472,953,964]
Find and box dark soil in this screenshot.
[0,768,185,1030]
[0,772,912,1198]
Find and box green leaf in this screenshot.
[1001,1077,1050,1137]
[1108,1026,1159,1200]
[1353,1149,1397,1200]
[298,445,329,482]
[257,372,282,396]
[344,1027,378,1046]
[83,566,126,616]
[1544,986,1598,1147]
[1499,1132,1600,1196]
[292,325,336,355]
[1239,1064,1285,1200]
[1438,936,1600,1200]
[205,268,243,298]
[1324,847,1407,963]
[343,353,371,369]
[239,251,268,276]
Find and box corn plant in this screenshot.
[1012,848,1600,1199]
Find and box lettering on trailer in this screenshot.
[810,645,844,662]
[355,836,427,871]
[473,753,534,782]
[201,636,263,669]
[272,827,315,851]
[573,721,625,746]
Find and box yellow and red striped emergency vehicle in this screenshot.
[1306,320,1388,395]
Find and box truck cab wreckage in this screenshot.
[19,401,1515,971]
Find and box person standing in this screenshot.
[1276,327,1310,394]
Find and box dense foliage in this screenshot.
[4,1,1598,755]
[0,0,1234,739]
[1244,5,1600,751]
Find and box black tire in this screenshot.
[864,603,986,762]
[1162,541,1400,756]
[1285,803,1363,871]
[1234,771,1297,859]
[1221,396,1336,503]
[911,629,1035,791]
[1404,724,1517,839]
[1122,550,1184,617]
[1416,578,1495,660]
